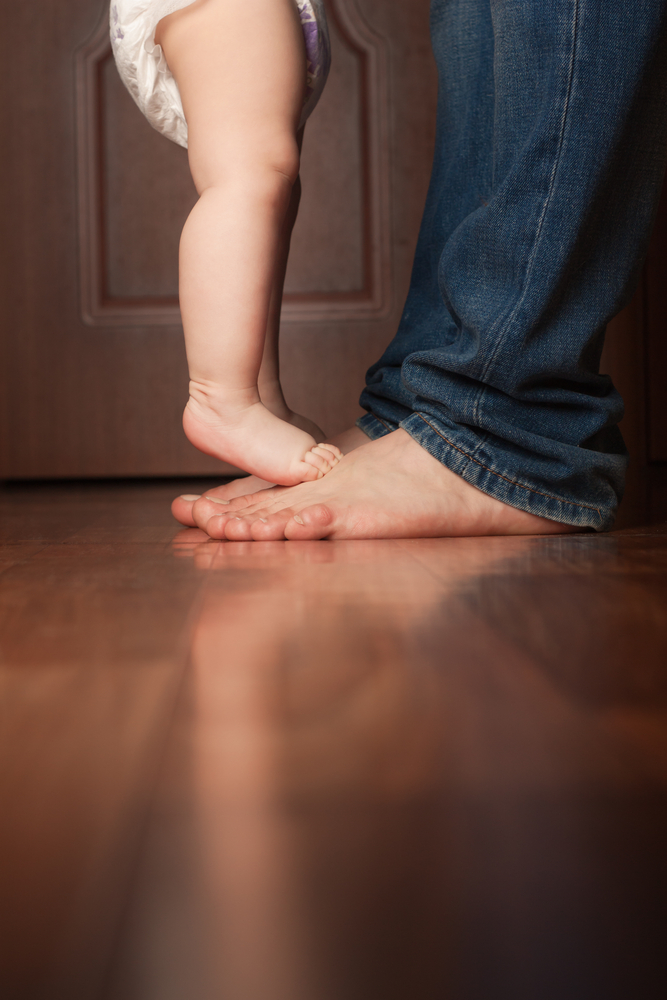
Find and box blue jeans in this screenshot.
[358,0,667,530]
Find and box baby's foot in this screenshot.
[257,379,326,442]
[183,391,342,485]
[285,410,326,442]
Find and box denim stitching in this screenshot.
[358,413,394,436]
[469,386,488,458]
[480,0,581,380]
[416,414,602,516]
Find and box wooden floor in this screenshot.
[1,480,666,1000]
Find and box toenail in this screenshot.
[293,514,304,525]
[205,496,231,504]
[180,494,201,501]
[259,518,268,523]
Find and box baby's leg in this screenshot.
[256,163,325,442]
[156,0,340,485]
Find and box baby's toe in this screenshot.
[312,445,341,468]
[317,443,343,462]
[303,448,334,476]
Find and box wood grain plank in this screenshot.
[0,504,209,997]
[1,487,665,999]
[108,530,667,1000]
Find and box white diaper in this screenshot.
[110,0,331,148]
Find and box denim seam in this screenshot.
[416,414,602,516]
[357,412,396,438]
[480,0,581,380]
[469,386,488,458]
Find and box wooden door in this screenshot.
[0,0,436,479]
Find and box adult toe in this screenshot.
[249,514,292,540]
[191,496,232,533]
[203,513,232,540]
[223,515,257,541]
[171,494,202,526]
[284,504,335,539]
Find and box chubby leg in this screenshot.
[156,0,340,484]
[170,155,352,530]
[256,166,324,441]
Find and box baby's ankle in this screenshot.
[187,378,259,417]
[258,378,291,421]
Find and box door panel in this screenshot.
[0,0,436,479]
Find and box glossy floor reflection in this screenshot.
[1,481,666,1000]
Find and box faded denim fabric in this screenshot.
[358,0,667,530]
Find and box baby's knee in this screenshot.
[193,137,300,202]
[234,160,299,210]
[263,134,301,186]
[256,149,300,198]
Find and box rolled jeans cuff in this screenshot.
[356,412,398,439]
[358,407,615,530]
[397,411,613,532]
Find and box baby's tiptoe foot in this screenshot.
[182,395,342,486]
[303,442,343,479]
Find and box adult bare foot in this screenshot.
[172,425,370,527]
[191,429,583,541]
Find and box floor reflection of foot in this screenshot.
[186,539,455,997]
[190,429,582,541]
